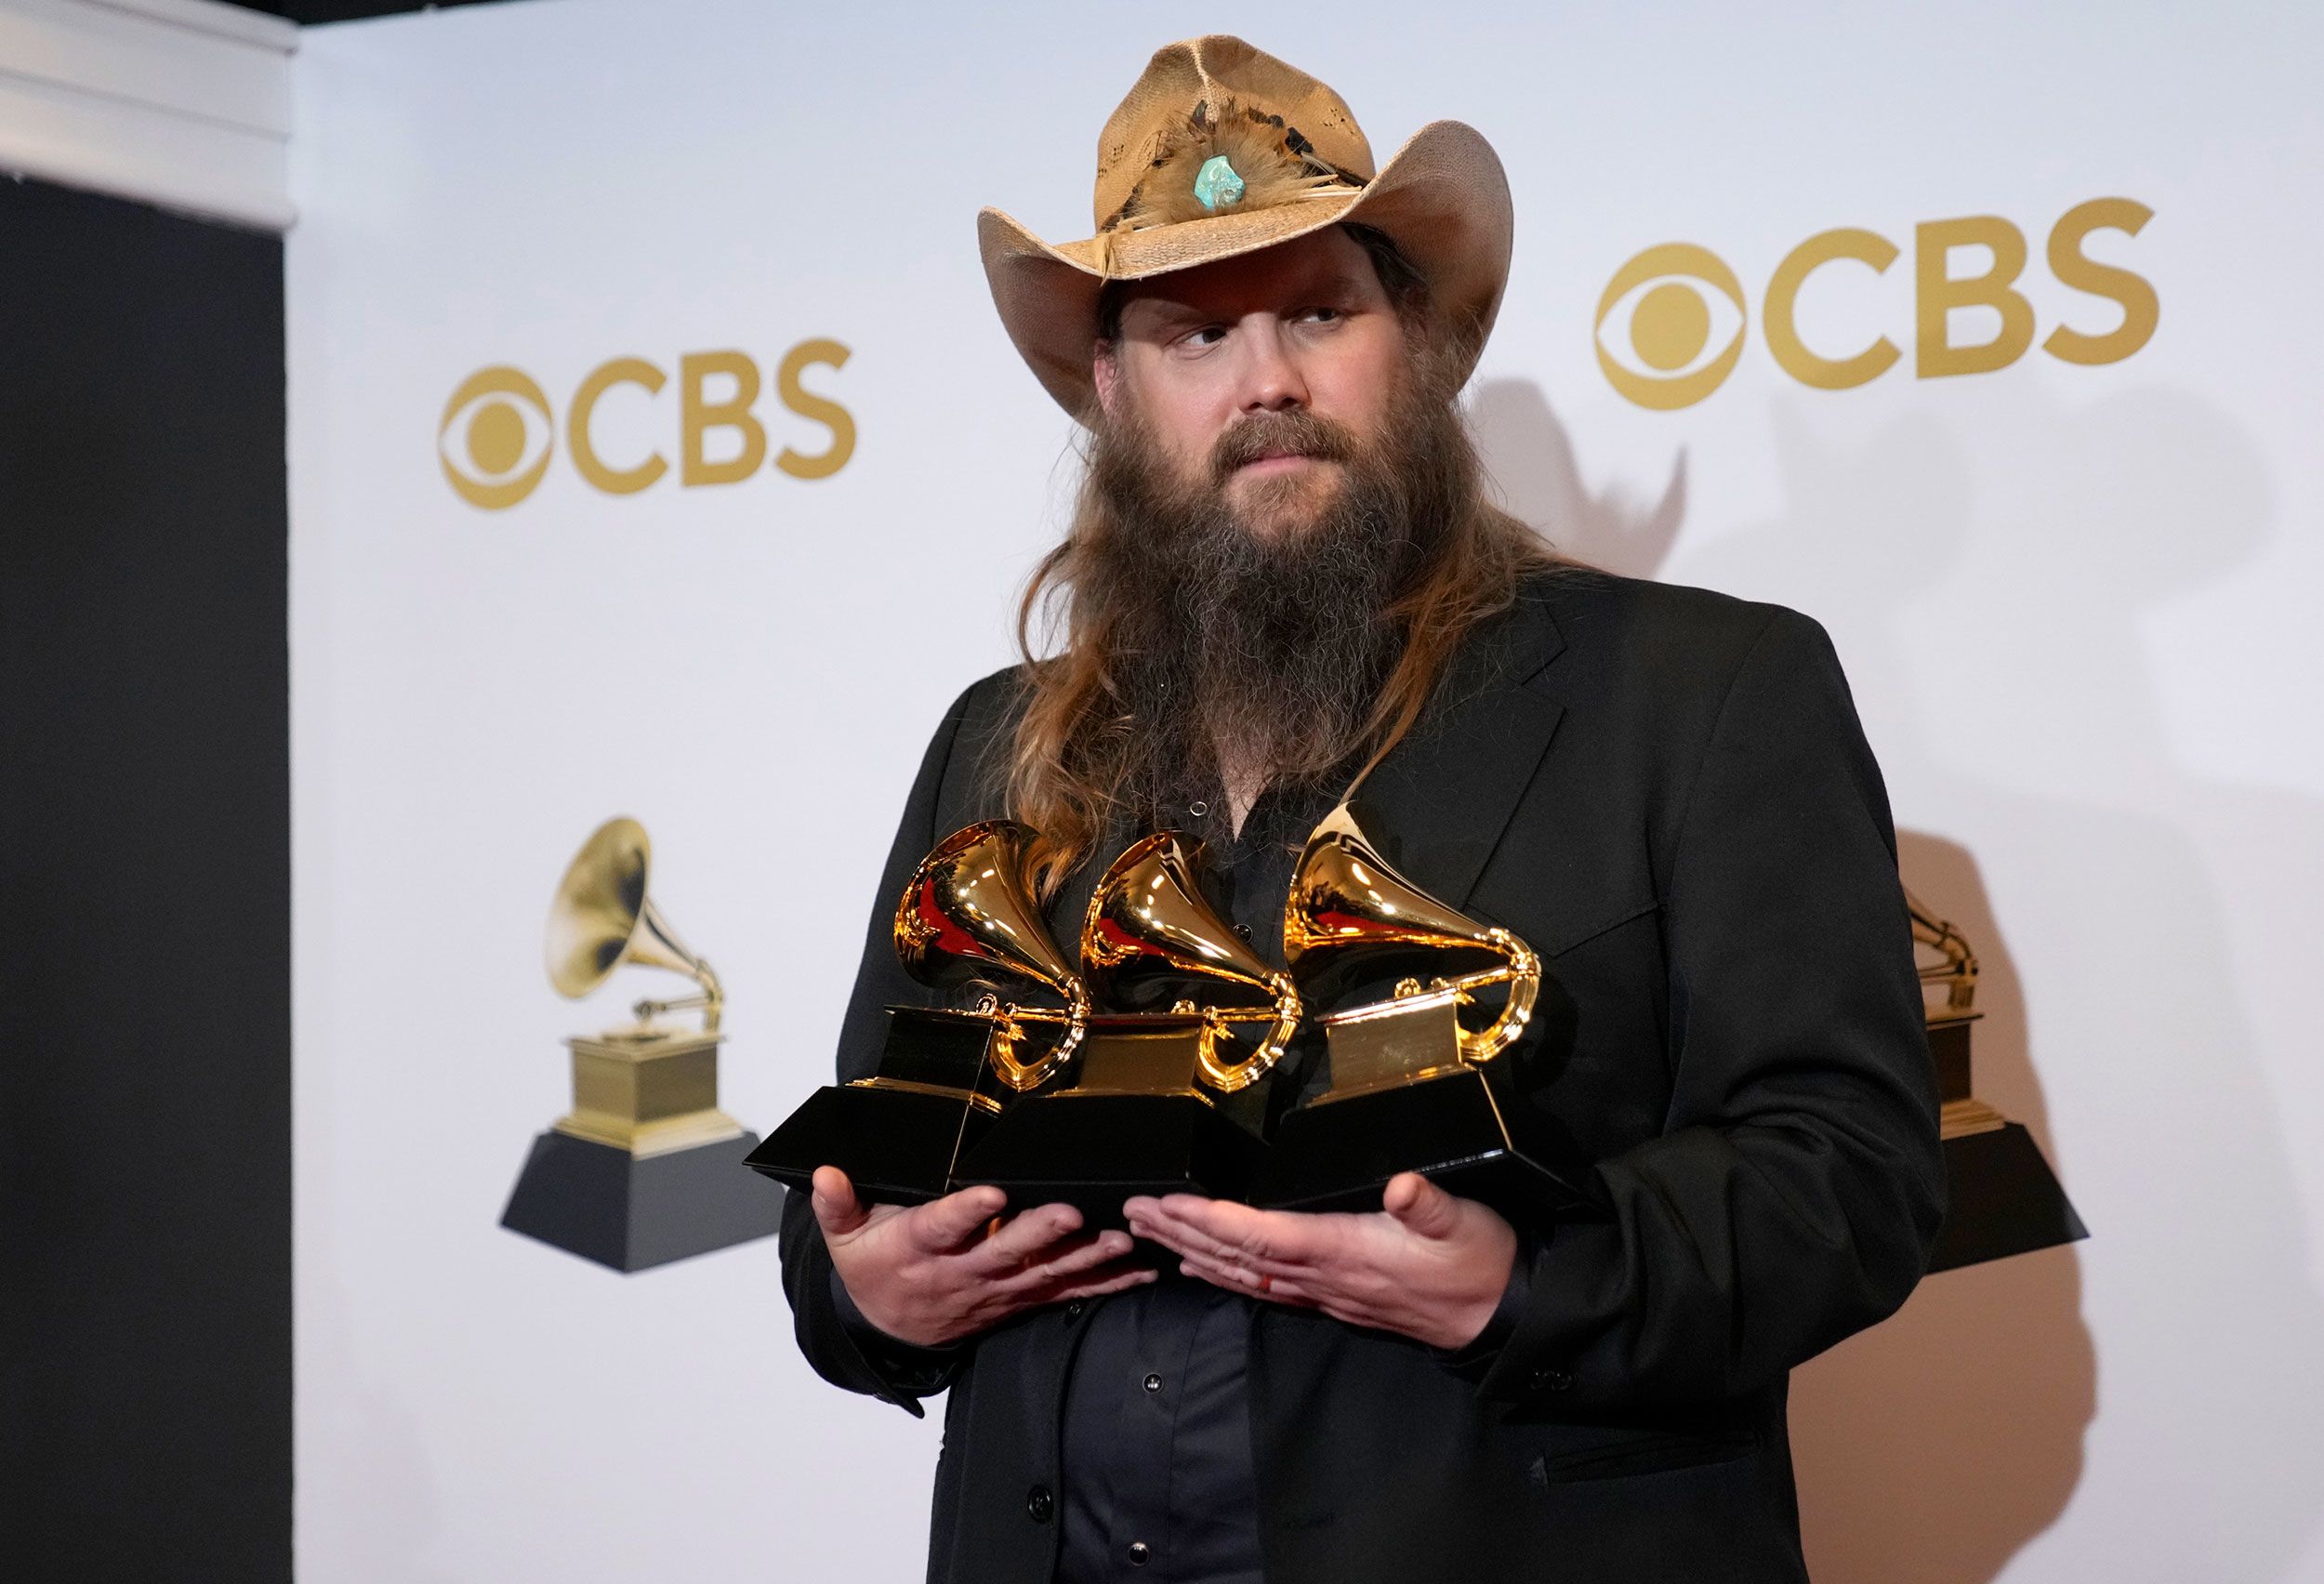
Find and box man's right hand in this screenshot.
[812,1166,1156,1349]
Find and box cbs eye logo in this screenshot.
[438,339,854,510]
[438,367,556,509]
[1596,198,2157,410]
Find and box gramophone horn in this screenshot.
[1285,803,1538,1063]
[546,816,724,1032]
[1082,832,1300,1092]
[894,820,1089,1090]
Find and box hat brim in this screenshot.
[978,120,1513,425]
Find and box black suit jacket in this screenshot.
[777,567,1947,1583]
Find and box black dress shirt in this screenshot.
[1050,775,1312,1584]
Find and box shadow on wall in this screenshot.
[1468,377,1686,577]
[1469,373,2324,1582]
[1789,833,2093,1584]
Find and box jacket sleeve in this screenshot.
[775,680,982,1417]
[1478,606,1947,1410]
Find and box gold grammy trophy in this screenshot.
[1253,804,1603,1219]
[1911,889,2087,1271]
[956,831,1300,1221]
[748,820,1089,1205]
[502,817,781,1273]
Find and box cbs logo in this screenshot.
[438,339,854,509]
[1595,198,2157,410]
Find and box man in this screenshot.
[778,35,1945,1584]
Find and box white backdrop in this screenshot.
[288,3,2324,1579]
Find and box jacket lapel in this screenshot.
[1343,591,1568,912]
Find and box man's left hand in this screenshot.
[1122,1172,1518,1352]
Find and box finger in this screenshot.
[970,1201,1087,1274]
[1177,1256,1372,1326]
[1176,1196,1326,1263]
[1044,1264,1161,1301]
[1178,1254,1258,1292]
[1381,1172,1461,1240]
[907,1184,1010,1252]
[1128,1207,1285,1274]
[1120,1206,1208,1260]
[995,1229,1136,1293]
[1139,1196,1330,1273]
[1233,1271,1322,1310]
[810,1167,869,1239]
[1176,1256,1328,1311]
[1125,1197,1250,1261]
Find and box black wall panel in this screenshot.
[0,176,290,1582]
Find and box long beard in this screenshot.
[1072,366,1477,815]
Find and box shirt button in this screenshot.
[1529,1367,1574,1393]
[1189,800,1208,817]
[1142,1372,1163,1393]
[1128,1541,1152,1567]
[1233,923,1252,942]
[1065,1300,1085,1317]
[1024,1485,1053,1523]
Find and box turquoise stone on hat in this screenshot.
[1193,154,1246,212]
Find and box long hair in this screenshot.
[1005,224,1567,894]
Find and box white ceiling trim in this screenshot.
[0,0,296,231]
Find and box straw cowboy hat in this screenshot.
[978,34,1515,425]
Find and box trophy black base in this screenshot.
[500,1129,782,1274]
[1255,1067,1604,1224]
[956,1093,1268,1228]
[1927,1121,2089,1274]
[744,1083,999,1207]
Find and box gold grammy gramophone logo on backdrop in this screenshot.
[499,816,782,1273]
[1596,197,2157,409]
[542,817,735,1155]
[439,339,856,509]
[1908,888,2086,1273]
